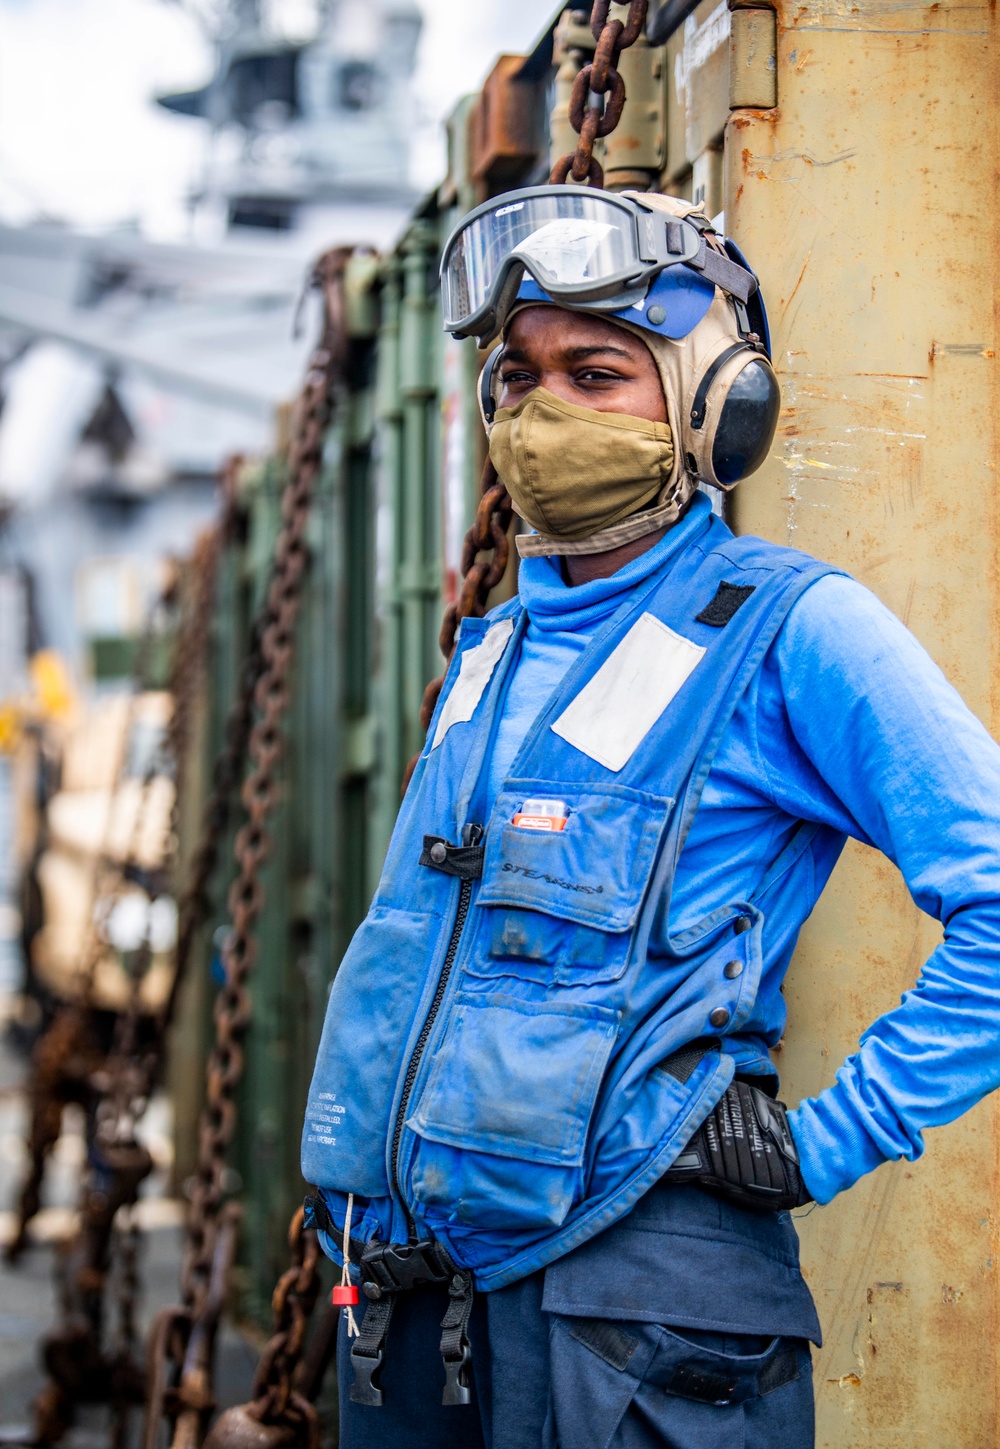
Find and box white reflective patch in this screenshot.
[552,613,705,771]
[432,618,515,749]
[512,219,615,284]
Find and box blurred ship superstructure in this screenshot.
[159,0,421,249]
[0,0,422,680]
[0,0,422,994]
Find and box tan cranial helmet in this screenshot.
[478,192,780,555]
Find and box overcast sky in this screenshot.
[0,0,551,237]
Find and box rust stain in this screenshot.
[781,248,814,321]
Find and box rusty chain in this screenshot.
[6,571,186,1268]
[199,1207,323,1449]
[412,1,647,778]
[550,0,649,188]
[110,1207,142,1449]
[161,488,270,1042]
[28,527,225,1445]
[142,247,353,1449]
[165,510,236,877]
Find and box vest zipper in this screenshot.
[390,824,483,1236]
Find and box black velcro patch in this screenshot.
[568,1318,639,1373]
[695,581,756,627]
[758,1345,800,1397]
[656,1036,721,1084]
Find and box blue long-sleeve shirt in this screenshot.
[489,495,1000,1205]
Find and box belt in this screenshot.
[304,1193,475,1409]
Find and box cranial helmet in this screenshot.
[442,187,780,495]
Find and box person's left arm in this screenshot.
[756,574,1000,1204]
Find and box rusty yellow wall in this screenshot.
[725,0,999,1441]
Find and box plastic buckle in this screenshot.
[363,1239,452,1294]
[349,1346,385,1407]
[442,1343,473,1407]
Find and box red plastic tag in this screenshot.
[332,1283,359,1306]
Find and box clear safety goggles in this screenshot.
[440,185,757,344]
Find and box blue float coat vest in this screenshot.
[302,512,839,1291]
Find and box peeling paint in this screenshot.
[929,341,995,359]
[748,145,857,181]
[778,454,836,469]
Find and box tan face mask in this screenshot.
[488,387,675,543]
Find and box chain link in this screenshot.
[142,247,353,1448]
[412,2,647,780]
[26,523,224,1444]
[178,249,349,1325]
[6,565,194,1268]
[409,459,513,771]
[550,0,649,188]
[243,1208,322,1442]
[163,503,266,1039]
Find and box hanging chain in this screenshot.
[236,1208,323,1448]
[161,478,270,1040]
[412,2,647,779]
[142,247,353,1449]
[28,531,224,1445]
[550,0,649,188]
[6,578,183,1266]
[178,246,350,1327]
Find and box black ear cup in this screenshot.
[711,358,781,486]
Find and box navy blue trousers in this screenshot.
[336,1186,818,1449]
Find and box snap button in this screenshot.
[362,1280,382,1300]
[709,1007,731,1029]
[734,915,752,935]
[430,841,447,864]
[723,959,743,980]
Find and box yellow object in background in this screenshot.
[29,651,74,724]
[0,702,20,754]
[0,650,76,754]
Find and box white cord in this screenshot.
[341,1192,359,1337]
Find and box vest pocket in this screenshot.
[473,781,671,988]
[480,782,672,929]
[302,905,445,1198]
[408,990,619,1230]
[471,907,630,987]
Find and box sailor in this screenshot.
[301,186,1000,1448]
